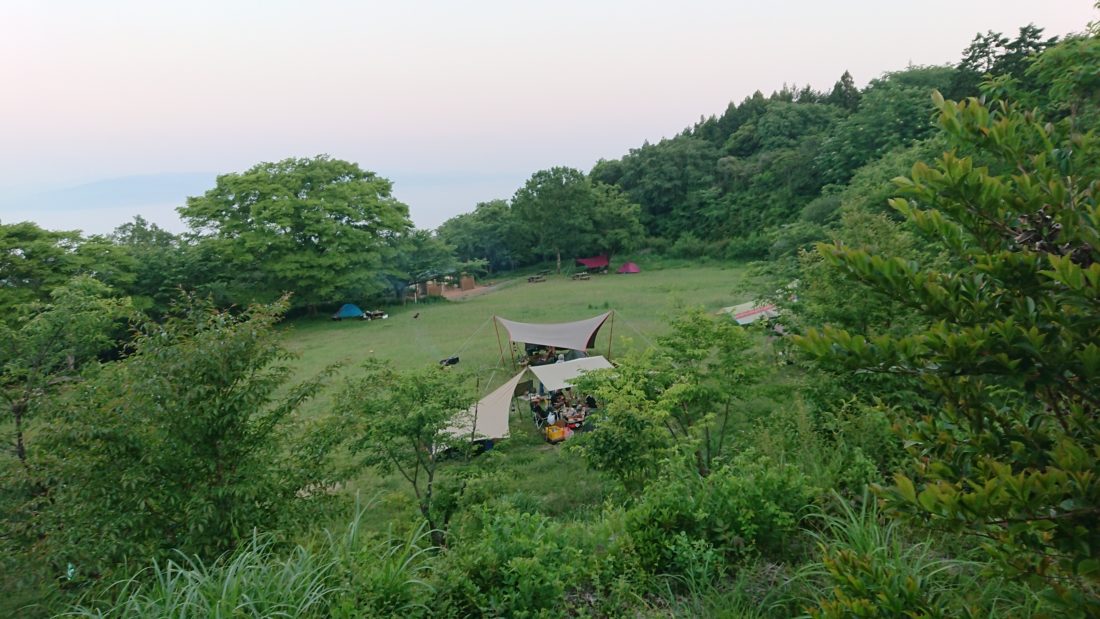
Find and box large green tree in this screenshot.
[178,156,412,310]
[108,216,189,315]
[437,199,525,272]
[574,310,763,484]
[951,25,1058,98]
[816,66,956,185]
[511,167,645,271]
[0,222,83,317]
[382,229,459,302]
[511,167,593,273]
[591,138,720,238]
[586,182,646,261]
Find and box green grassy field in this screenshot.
[280,263,763,528]
[283,263,759,400]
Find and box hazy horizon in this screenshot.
[1,0,1095,235]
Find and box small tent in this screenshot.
[617,262,640,274]
[332,304,365,320]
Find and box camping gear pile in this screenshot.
[528,388,599,443]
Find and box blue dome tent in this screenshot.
[332,304,366,320]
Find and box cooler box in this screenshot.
[545,425,568,443]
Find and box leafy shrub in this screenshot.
[767,221,826,260]
[670,232,708,258]
[37,296,337,581]
[433,504,586,618]
[623,453,814,578]
[798,92,1100,611]
[725,234,771,260]
[799,194,842,224]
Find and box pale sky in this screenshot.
[0,0,1095,235]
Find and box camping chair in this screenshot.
[530,401,549,429]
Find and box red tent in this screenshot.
[617,262,640,274]
[575,255,609,269]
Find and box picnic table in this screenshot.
[571,273,590,281]
[527,275,546,283]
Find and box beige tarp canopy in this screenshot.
[446,355,614,441]
[496,311,612,351]
[528,355,614,391]
[446,370,527,441]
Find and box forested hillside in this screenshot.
[439,25,1061,267]
[2,17,1098,619]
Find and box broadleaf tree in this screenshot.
[36,295,337,577]
[0,277,130,467]
[511,167,594,273]
[178,156,412,311]
[337,361,476,546]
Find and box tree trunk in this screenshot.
[423,464,445,547]
[12,400,27,466]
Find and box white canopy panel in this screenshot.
[528,355,613,391]
[497,311,612,351]
[718,301,779,325]
[446,370,526,441]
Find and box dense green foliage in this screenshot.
[799,92,1100,613]
[337,362,476,546]
[1,296,341,611]
[178,156,414,310]
[572,310,763,483]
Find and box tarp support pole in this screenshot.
[467,375,481,459]
[607,311,615,360]
[493,316,514,368]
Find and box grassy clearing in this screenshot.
[282,263,758,413]
[279,263,763,529]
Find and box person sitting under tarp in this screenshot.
[525,345,565,367]
[550,390,566,409]
[530,398,549,428]
[547,389,588,429]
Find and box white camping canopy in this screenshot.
[497,311,612,351]
[717,301,778,325]
[445,370,527,441]
[528,355,613,391]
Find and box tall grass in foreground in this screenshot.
[61,497,435,619]
[62,536,337,619]
[795,492,1042,618]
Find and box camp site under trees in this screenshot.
[1,7,1099,618]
